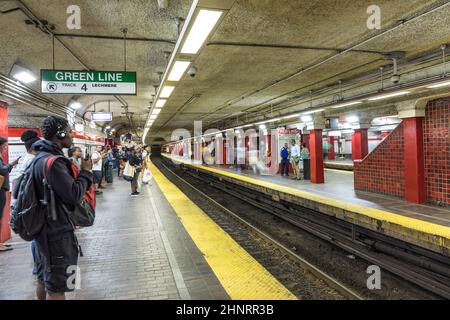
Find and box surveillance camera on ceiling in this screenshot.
[188,66,197,78]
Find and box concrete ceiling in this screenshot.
[148,0,450,144]
[1,0,450,144]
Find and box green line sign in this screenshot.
[41,69,137,95]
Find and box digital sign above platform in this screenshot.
[91,112,113,122]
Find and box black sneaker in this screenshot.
[131,192,139,196]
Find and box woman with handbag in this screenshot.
[0,137,19,252]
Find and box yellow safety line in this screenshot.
[163,154,450,241]
[325,168,354,174]
[149,160,298,300]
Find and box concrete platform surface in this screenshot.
[0,176,229,300]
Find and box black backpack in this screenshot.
[10,158,47,241]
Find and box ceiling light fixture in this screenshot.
[368,91,410,101]
[331,101,362,109]
[13,71,36,84]
[69,101,82,110]
[181,9,223,55]
[302,109,325,115]
[168,61,191,81]
[152,109,161,115]
[160,86,175,98]
[155,99,167,108]
[426,80,450,89]
[150,115,157,120]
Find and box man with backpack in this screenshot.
[15,116,93,300]
[280,143,290,177]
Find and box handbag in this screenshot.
[0,174,4,189]
[142,168,153,183]
[123,161,136,182]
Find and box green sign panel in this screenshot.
[41,69,137,95]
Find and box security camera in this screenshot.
[391,74,400,84]
[188,66,197,78]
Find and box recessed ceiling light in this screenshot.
[155,99,167,108]
[368,91,410,101]
[152,109,161,115]
[160,86,175,98]
[150,115,157,120]
[70,102,82,109]
[181,9,223,55]
[168,61,191,81]
[13,71,36,84]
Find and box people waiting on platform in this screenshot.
[68,146,82,171]
[290,139,301,180]
[280,143,290,177]
[28,116,93,300]
[128,147,143,196]
[91,145,103,195]
[0,137,19,252]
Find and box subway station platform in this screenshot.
[163,154,450,257]
[0,166,297,300]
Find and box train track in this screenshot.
[157,157,450,299]
[156,158,363,300]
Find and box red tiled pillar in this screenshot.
[310,129,324,184]
[327,136,335,160]
[403,117,425,204]
[0,100,11,242]
[352,129,368,161]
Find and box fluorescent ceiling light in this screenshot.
[152,109,161,115]
[70,102,82,110]
[150,115,157,120]
[368,91,410,101]
[259,124,266,130]
[426,80,450,89]
[13,71,36,84]
[302,109,325,115]
[155,99,167,108]
[160,86,175,98]
[181,9,223,54]
[168,61,191,81]
[332,101,362,109]
[106,126,111,129]
[282,113,301,119]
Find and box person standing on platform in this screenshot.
[68,146,82,171]
[280,143,290,177]
[91,145,103,195]
[0,137,19,252]
[290,139,301,180]
[129,147,142,196]
[29,116,92,300]
[300,143,310,180]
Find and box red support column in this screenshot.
[309,129,324,184]
[352,129,368,161]
[0,101,11,242]
[403,117,425,204]
[327,136,335,160]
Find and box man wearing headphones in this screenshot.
[30,116,93,300]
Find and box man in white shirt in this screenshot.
[290,139,301,180]
[91,145,103,195]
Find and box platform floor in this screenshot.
[211,165,450,228]
[0,175,230,300]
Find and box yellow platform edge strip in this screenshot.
[149,160,297,300]
[162,154,450,240]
